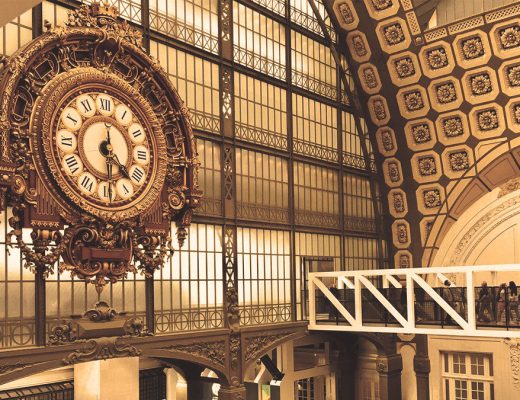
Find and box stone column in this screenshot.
[376,354,403,400]
[164,368,181,400]
[74,357,139,400]
[218,384,247,400]
[414,335,430,400]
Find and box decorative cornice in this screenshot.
[160,340,226,367]
[244,333,291,362]
[62,337,141,365]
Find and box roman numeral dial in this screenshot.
[55,91,153,208]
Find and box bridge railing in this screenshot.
[307,264,520,337]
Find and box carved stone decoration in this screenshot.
[49,322,77,345]
[411,123,431,144]
[448,151,470,172]
[394,56,415,78]
[477,109,499,131]
[383,23,405,46]
[404,91,425,111]
[62,337,141,365]
[461,37,485,59]
[417,156,437,176]
[423,189,441,208]
[161,341,227,368]
[507,65,520,87]
[435,83,457,104]
[499,177,520,198]
[442,116,464,137]
[370,0,393,11]
[426,48,449,70]
[49,301,149,345]
[470,73,493,95]
[244,333,292,362]
[0,362,41,376]
[338,3,354,24]
[505,338,520,389]
[499,26,520,50]
[84,301,117,322]
[0,2,201,292]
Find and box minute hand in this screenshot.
[112,154,131,179]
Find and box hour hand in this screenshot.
[112,153,130,179]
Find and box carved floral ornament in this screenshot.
[426,47,449,70]
[442,116,464,137]
[0,2,202,292]
[507,65,520,87]
[394,56,415,78]
[499,26,520,50]
[461,36,485,59]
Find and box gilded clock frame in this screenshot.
[30,67,168,222]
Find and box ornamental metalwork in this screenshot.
[0,2,201,292]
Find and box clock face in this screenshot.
[30,68,168,222]
[55,91,151,206]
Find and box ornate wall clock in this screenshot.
[0,2,201,291]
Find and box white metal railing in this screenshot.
[308,264,520,337]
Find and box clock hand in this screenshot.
[104,122,112,145]
[112,153,131,179]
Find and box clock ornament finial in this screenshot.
[91,1,119,19]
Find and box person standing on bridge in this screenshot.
[509,281,519,324]
[497,283,507,324]
[477,282,494,322]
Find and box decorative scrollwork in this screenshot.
[0,1,201,290]
[62,337,141,365]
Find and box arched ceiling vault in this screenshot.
[325,0,520,267]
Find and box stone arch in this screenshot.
[242,329,308,377]
[141,349,231,386]
[0,360,66,386]
[424,141,520,266]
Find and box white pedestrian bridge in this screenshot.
[307,264,520,338]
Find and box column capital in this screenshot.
[218,384,247,400]
[414,354,431,374]
[376,353,403,374]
